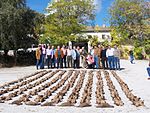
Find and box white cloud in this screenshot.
[94,0,102,12]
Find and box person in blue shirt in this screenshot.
[72,46,77,69]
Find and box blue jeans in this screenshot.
[94,55,99,69]
[114,57,120,70]
[147,67,150,77]
[108,56,115,69]
[47,55,51,69]
[40,54,45,69]
[130,55,134,64]
[36,59,40,69]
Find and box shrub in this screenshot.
[120,46,130,59]
[134,47,143,60]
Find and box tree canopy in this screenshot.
[0,0,44,51]
[40,0,96,45]
[109,0,150,55]
[109,0,150,41]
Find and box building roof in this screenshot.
[82,26,111,33]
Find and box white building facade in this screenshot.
[82,26,112,42]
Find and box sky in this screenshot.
[26,0,114,26]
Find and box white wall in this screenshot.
[85,32,111,42]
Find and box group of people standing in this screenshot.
[88,45,121,70]
[35,44,87,69]
[35,44,121,70]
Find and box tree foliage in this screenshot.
[109,0,150,55]
[41,0,95,45]
[0,0,44,51]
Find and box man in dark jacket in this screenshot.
[101,46,108,69]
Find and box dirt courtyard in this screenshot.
[0,60,150,113]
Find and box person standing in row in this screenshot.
[113,45,121,70]
[106,45,115,70]
[55,46,64,68]
[36,45,41,70]
[40,44,46,69]
[101,46,108,69]
[50,46,55,68]
[62,45,67,68]
[94,45,100,69]
[46,45,51,69]
[76,46,80,68]
[72,46,78,68]
[72,46,77,69]
[80,47,87,67]
[98,44,102,68]
[67,47,72,68]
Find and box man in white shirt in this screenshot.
[106,45,115,70]
[46,45,51,69]
[67,47,72,68]
[50,46,55,68]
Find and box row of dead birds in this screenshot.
[24,70,71,106]
[0,70,59,101]
[0,70,50,96]
[0,70,64,104]
[95,71,114,108]
[27,70,61,96]
[42,71,80,106]
[0,71,46,89]
[78,71,93,107]
[104,71,124,106]
[0,71,50,103]
[60,71,86,106]
[111,71,144,107]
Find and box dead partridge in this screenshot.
[79,103,91,107]
[11,100,22,105]
[41,102,55,106]
[60,102,74,106]
[25,101,39,106]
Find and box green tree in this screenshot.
[109,0,150,56]
[0,0,44,65]
[41,0,95,45]
[0,0,44,54]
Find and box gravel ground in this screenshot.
[0,60,150,113]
